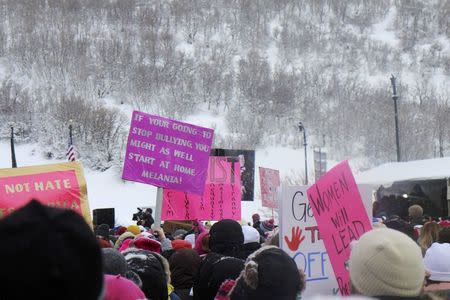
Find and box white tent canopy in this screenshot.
[355,157,450,186]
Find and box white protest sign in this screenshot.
[280,185,373,297]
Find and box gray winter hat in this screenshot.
[102,248,142,287]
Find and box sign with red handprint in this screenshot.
[280,185,336,297]
[280,183,373,297]
[284,226,306,251]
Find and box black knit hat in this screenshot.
[209,219,244,257]
[230,246,304,300]
[193,252,244,300]
[95,223,110,239]
[123,248,168,300]
[0,200,103,300]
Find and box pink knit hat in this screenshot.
[104,275,146,300]
[118,238,134,253]
[195,231,209,255]
[134,237,162,253]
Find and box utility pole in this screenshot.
[298,122,308,185]
[10,126,17,168]
[390,75,401,162]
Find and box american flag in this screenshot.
[66,143,76,161]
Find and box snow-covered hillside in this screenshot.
[0,0,449,172]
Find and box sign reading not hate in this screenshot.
[0,162,91,224]
[122,111,214,195]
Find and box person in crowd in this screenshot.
[115,231,136,249]
[264,229,279,247]
[421,214,434,224]
[127,224,142,235]
[115,225,128,236]
[259,219,275,238]
[194,254,244,300]
[95,223,111,239]
[172,239,193,250]
[423,242,450,299]
[195,231,210,256]
[185,233,196,247]
[102,248,142,287]
[409,204,425,226]
[140,208,155,228]
[241,225,261,260]
[173,228,188,239]
[0,200,103,299]
[349,228,425,299]
[439,218,450,228]
[216,246,305,300]
[95,223,114,247]
[193,219,246,300]
[162,249,177,261]
[250,214,265,238]
[104,274,146,300]
[153,226,174,252]
[99,237,113,248]
[209,219,245,258]
[191,220,210,256]
[384,215,416,239]
[252,214,261,229]
[418,222,442,255]
[169,249,202,300]
[438,227,450,243]
[133,236,163,253]
[372,200,380,217]
[123,247,180,300]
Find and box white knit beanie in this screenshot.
[349,228,425,297]
[424,242,450,282]
[242,225,260,244]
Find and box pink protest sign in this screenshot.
[259,167,280,208]
[0,162,91,224]
[306,161,372,296]
[122,111,214,195]
[162,157,241,221]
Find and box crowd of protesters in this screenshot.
[0,199,450,299]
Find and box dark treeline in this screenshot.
[0,0,449,170]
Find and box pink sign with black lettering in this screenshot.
[162,157,241,221]
[259,167,280,208]
[122,111,214,195]
[306,161,372,296]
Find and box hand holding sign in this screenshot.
[284,226,306,251]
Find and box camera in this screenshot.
[132,207,154,227]
[132,208,144,222]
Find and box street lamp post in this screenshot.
[10,126,17,168]
[390,75,401,162]
[298,122,308,185]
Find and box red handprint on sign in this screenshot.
[284,226,305,251]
